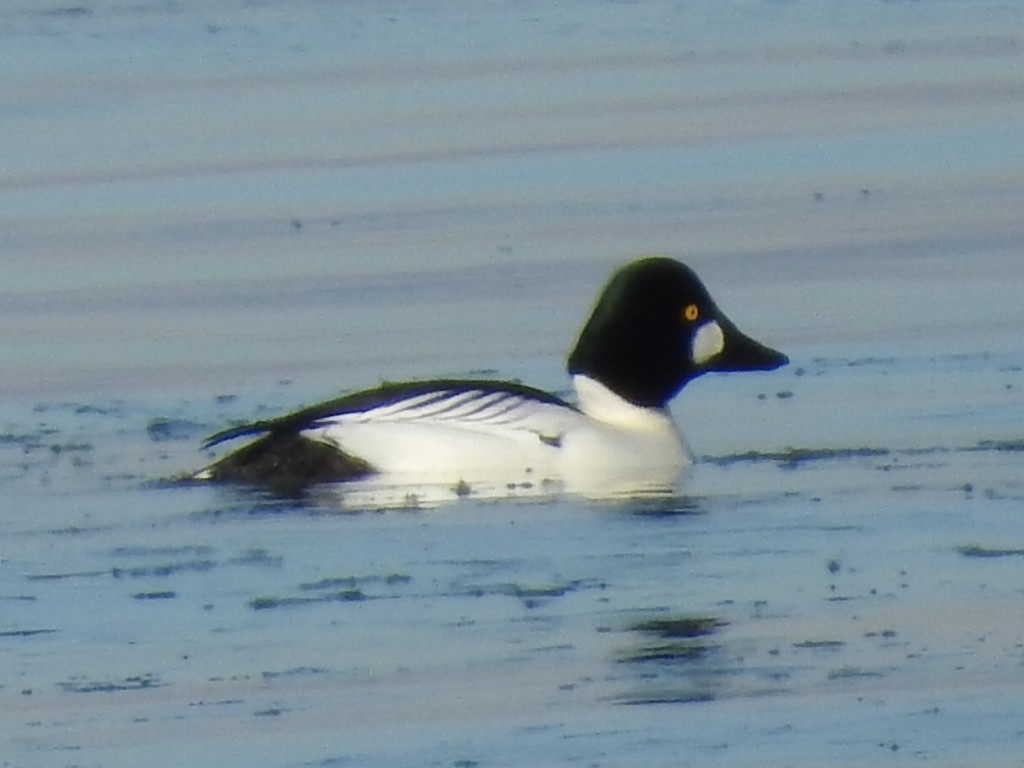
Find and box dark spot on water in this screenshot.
[39,6,91,17]
[110,545,215,558]
[191,491,331,520]
[454,578,598,608]
[254,707,286,717]
[956,544,1024,559]
[189,698,245,707]
[616,614,726,706]
[249,590,366,610]
[58,673,162,693]
[864,629,897,639]
[510,583,577,599]
[47,524,106,536]
[146,417,202,442]
[793,639,845,650]
[228,547,283,567]
[0,628,57,638]
[827,559,841,574]
[629,616,726,639]
[890,483,922,492]
[709,446,889,468]
[27,568,109,581]
[48,441,92,455]
[300,573,411,591]
[775,390,794,399]
[972,439,1024,453]
[72,402,124,416]
[132,591,177,600]
[0,431,46,449]
[262,667,327,680]
[828,666,884,680]
[619,642,717,664]
[620,690,716,705]
[626,496,705,517]
[301,575,367,591]
[112,559,217,578]
[839,356,896,369]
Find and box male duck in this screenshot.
[195,257,787,498]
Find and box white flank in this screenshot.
[298,379,691,498]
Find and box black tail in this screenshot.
[200,431,375,495]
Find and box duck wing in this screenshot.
[197,380,577,492]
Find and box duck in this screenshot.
[194,257,787,500]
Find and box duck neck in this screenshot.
[572,374,675,431]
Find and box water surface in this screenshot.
[3,1,1024,765]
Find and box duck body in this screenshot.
[196,257,787,499]
[196,374,688,497]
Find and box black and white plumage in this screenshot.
[195,257,788,499]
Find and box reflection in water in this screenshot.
[252,459,696,511]
[616,614,728,705]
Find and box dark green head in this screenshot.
[567,257,788,408]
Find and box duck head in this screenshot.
[567,257,788,409]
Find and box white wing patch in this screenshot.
[300,386,587,480]
[312,387,581,436]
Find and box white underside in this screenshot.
[302,375,691,505]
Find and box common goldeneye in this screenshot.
[195,257,787,499]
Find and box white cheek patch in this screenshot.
[691,320,725,365]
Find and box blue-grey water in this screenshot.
[3,2,1024,766]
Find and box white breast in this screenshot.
[562,374,692,489]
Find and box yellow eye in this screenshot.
[683,304,700,322]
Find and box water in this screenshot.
[3,1,1024,765]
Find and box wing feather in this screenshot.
[202,379,577,449]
